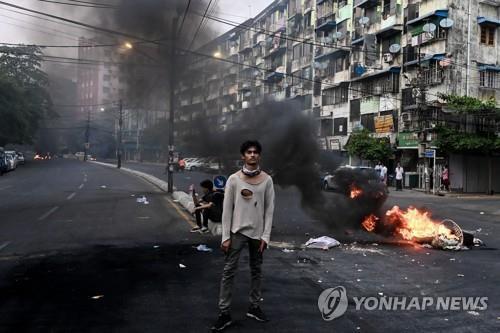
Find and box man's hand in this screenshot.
[259,240,267,253]
[221,239,231,253]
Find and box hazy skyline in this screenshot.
[0,0,273,46]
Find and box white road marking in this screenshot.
[0,185,12,191]
[67,192,76,200]
[78,184,84,189]
[0,242,11,251]
[38,206,59,221]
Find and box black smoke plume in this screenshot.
[182,100,387,229]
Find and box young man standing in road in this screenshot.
[212,140,275,332]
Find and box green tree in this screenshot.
[345,129,393,163]
[0,45,53,146]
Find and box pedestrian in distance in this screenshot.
[212,140,275,332]
[442,165,450,191]
[380,163,388,186]
[395,162,404,191]
[375,161,382,176]
[191,180,224,234]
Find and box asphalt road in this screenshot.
[0,159,499,332]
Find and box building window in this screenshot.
[322,86,348,105]
[480,71,500,89]
[480,25,495,46]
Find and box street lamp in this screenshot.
[124,42,133,50]
[213,51,222,58]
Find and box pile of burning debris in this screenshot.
[360,206,483,250]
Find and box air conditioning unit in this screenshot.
[401,112,412,122]
[383,53,394,63]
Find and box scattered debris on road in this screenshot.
[100,185,107,189]
[304,236,340,250]
[457,274,465,277]
[282,248,294,253]
[179,264,186,269]
[136,195,149,205]
[195,244,213,252]
[91,295,104,300]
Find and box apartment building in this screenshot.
[175,0,500,190]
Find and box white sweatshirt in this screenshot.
[221,171,275,244]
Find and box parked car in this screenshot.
[16,152,25,165]
[5,153,16,171]
[185,158,205,171]
[0,149,7,175]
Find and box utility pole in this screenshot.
[167,17,178,193]
[416,35,430,194]
[84,108,90,161]
[117,99,123,169]
[465,0,472,96]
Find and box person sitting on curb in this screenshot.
[191,179,224,234]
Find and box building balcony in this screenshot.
[316,14,336,32]
[354,0,379,9]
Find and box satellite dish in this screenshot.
[335,31,344,40]
[321,62,328,70]
[422,23,437,33]
[324,36,333,44]
[314,62,322,69]
[359,17,370,25]
[389,43,401,54]
[440,18,454,28]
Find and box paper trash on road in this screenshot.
[195,244,213,252]
[136,196,149,204]
[304,236,340,250]
[282,248,294,253]
[100,185,107,189]
[91,295,104,300]
[179,264,187,268]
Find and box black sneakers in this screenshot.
[212,312,232,331]
[246,306,268,322]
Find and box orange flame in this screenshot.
[385,206,458,241]
[362,214,378,232]
[361,206,458,243]
[350,185,363,199]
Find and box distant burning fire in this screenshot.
[350,185,363,199]
[362,206,462,247]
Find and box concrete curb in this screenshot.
[91,161,195,213]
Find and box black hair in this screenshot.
[240,140,262,155]
[200,179,213,189]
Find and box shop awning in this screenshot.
[407,9,448,26]
[477,16,500,26]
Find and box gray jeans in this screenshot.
[218,232,263,313]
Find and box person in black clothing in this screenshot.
[191,179,224,233]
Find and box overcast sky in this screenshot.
[0,0,273,45]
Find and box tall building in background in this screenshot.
[177,0,500,192]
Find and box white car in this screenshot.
[185,158,205,171]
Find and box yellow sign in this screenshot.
[374,115,394,133]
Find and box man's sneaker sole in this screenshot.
[246,312,267,322]
[211,320,232,331]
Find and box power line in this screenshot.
[38,0,114,8]
[188,0,214,51]
[0,1,156,43]
[177,0,192,37]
